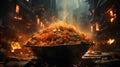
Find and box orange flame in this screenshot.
[110,18,114,23]
[36,16,45,28]
[40,22,45,28]
[37,17,40,25]
[11,41,21,52]
[96,23,99,31]
[90,25,93,32]
[16,4,20,13]
[109,9,116,23]
[107,38,115,45]
[110,10,114,16]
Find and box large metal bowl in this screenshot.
[26,44,91,65]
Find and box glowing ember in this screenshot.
[27,21,90,46]
[11,41,21,52]
[107,38,115,45]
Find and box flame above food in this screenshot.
[27,21,90,46]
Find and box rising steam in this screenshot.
[56,0,92,39]
[56,0,89,22]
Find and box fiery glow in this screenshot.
[16,4,20,13]
[14,16,22,20]
[48,21,83,34]
[108,9,116,23]
[110,10,114,16]
[40,22,45,28]
[110,18,114,23]
[11,41,21,52]
[18,35,23,40]
[90,25,93,32]
[37,17,40,25]
[107,38,115,45]
[114,14,116,18]
[27,21,90,46]
[36,16,45,28]
[96,23,99,31]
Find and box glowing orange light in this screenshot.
[107,38,115,45]
[96,23,99,31]
[18,35,23,39]
[14,16,22,20]
[90,25,93,32]
[37,17,40,25]
[110,18,114,23]
[16,4,20,13]
[40,22,45,28]
[114,14,116,17]
[110,10,113,16]
[36,16,45,28]
[11,42,21,52]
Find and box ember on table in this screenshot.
[27,22,89,46]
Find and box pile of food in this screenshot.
[27,22,90,46]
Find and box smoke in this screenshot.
[56,0,92,39]
[56,0,77,21]
[56,0,89,22]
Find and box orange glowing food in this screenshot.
[27,22,90,46]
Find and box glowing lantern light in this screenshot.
[96,23,100,31]
[90,25,93,32]
[16,4,20,13]
[37,17,40,25]
[14,16,22,20]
